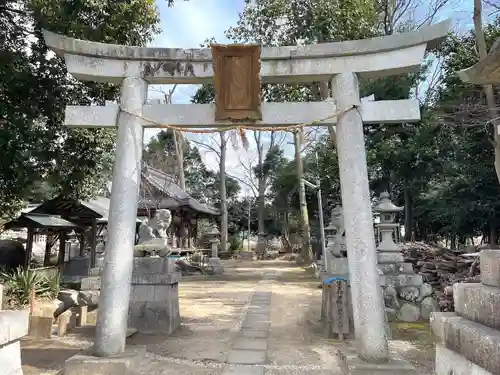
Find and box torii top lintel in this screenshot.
[458,37,500,85]
[42,21,451,85]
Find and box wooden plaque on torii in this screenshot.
[211,44,262,122]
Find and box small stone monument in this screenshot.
[206,224,224,275]
[374,192,438,322]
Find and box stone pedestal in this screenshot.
[431,250,500,375]
[64,345,146,375]
[0,309,29,375]
[128,257,181,334]
[347,355,418,375]
[133,238,170,257]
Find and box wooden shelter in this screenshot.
[3,196,137,271]
[3,212,78,271]
[138,163,220,249]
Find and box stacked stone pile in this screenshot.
[400,242,480,311]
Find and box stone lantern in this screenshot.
[206,224,220,258]
[205,224,224,274]
[373,192,403,261]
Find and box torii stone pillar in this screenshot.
[42,21,450,366]
[431,37,500,375]
[332,72,389,359]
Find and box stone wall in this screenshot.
[0,309,29,375]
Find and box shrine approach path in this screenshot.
[21,258,434,375]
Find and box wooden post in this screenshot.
[43,233,57,266]
[29,287,36,315]
[79,231,85,257]
[324,280,351,340]
[25,225,35,269]
[90,218,97,268]
[58,231,67,276]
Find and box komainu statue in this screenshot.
[134,209,172,257]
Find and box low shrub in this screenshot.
[0,266,60,307]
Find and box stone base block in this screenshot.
[132,256,175,275]
[454,283,500,330]
[324,257,349,276]
[436,344,493,375]
[128,282,180,334]
[347,355,417,375]
[382,274,423,287]
[28,315,53,338]
[378,262,414,275]
[208,257,224,274]
[65,346,146,375]
[481,250,500,287]
[431,312,500,374]
[81,276,101,290]
[377,253,404,264]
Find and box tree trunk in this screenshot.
[219,132,228,254]
[473,0,500,184]
[294,129,312,263]
[489,219,497,248]
[254,132,267,258]
[174,131,186,190]
[44,234,53,266]
[451,234,457,250]
[403,184,413,242]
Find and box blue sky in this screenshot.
[143,0,484,194]
[147,0,244,105]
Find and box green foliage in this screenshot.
[0,0,161,218]
[228,236,242,252]
[0,267,61,306]
[211,1,500,248]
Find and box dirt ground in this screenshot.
[20,259,436,374]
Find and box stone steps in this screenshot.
[454,283,500,330]
[431,312,500,375]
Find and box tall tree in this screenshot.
[473,0,500,184]
[0,0,160,219]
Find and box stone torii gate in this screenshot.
[43,21,449,368]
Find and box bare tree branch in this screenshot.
[189,137,222,158]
